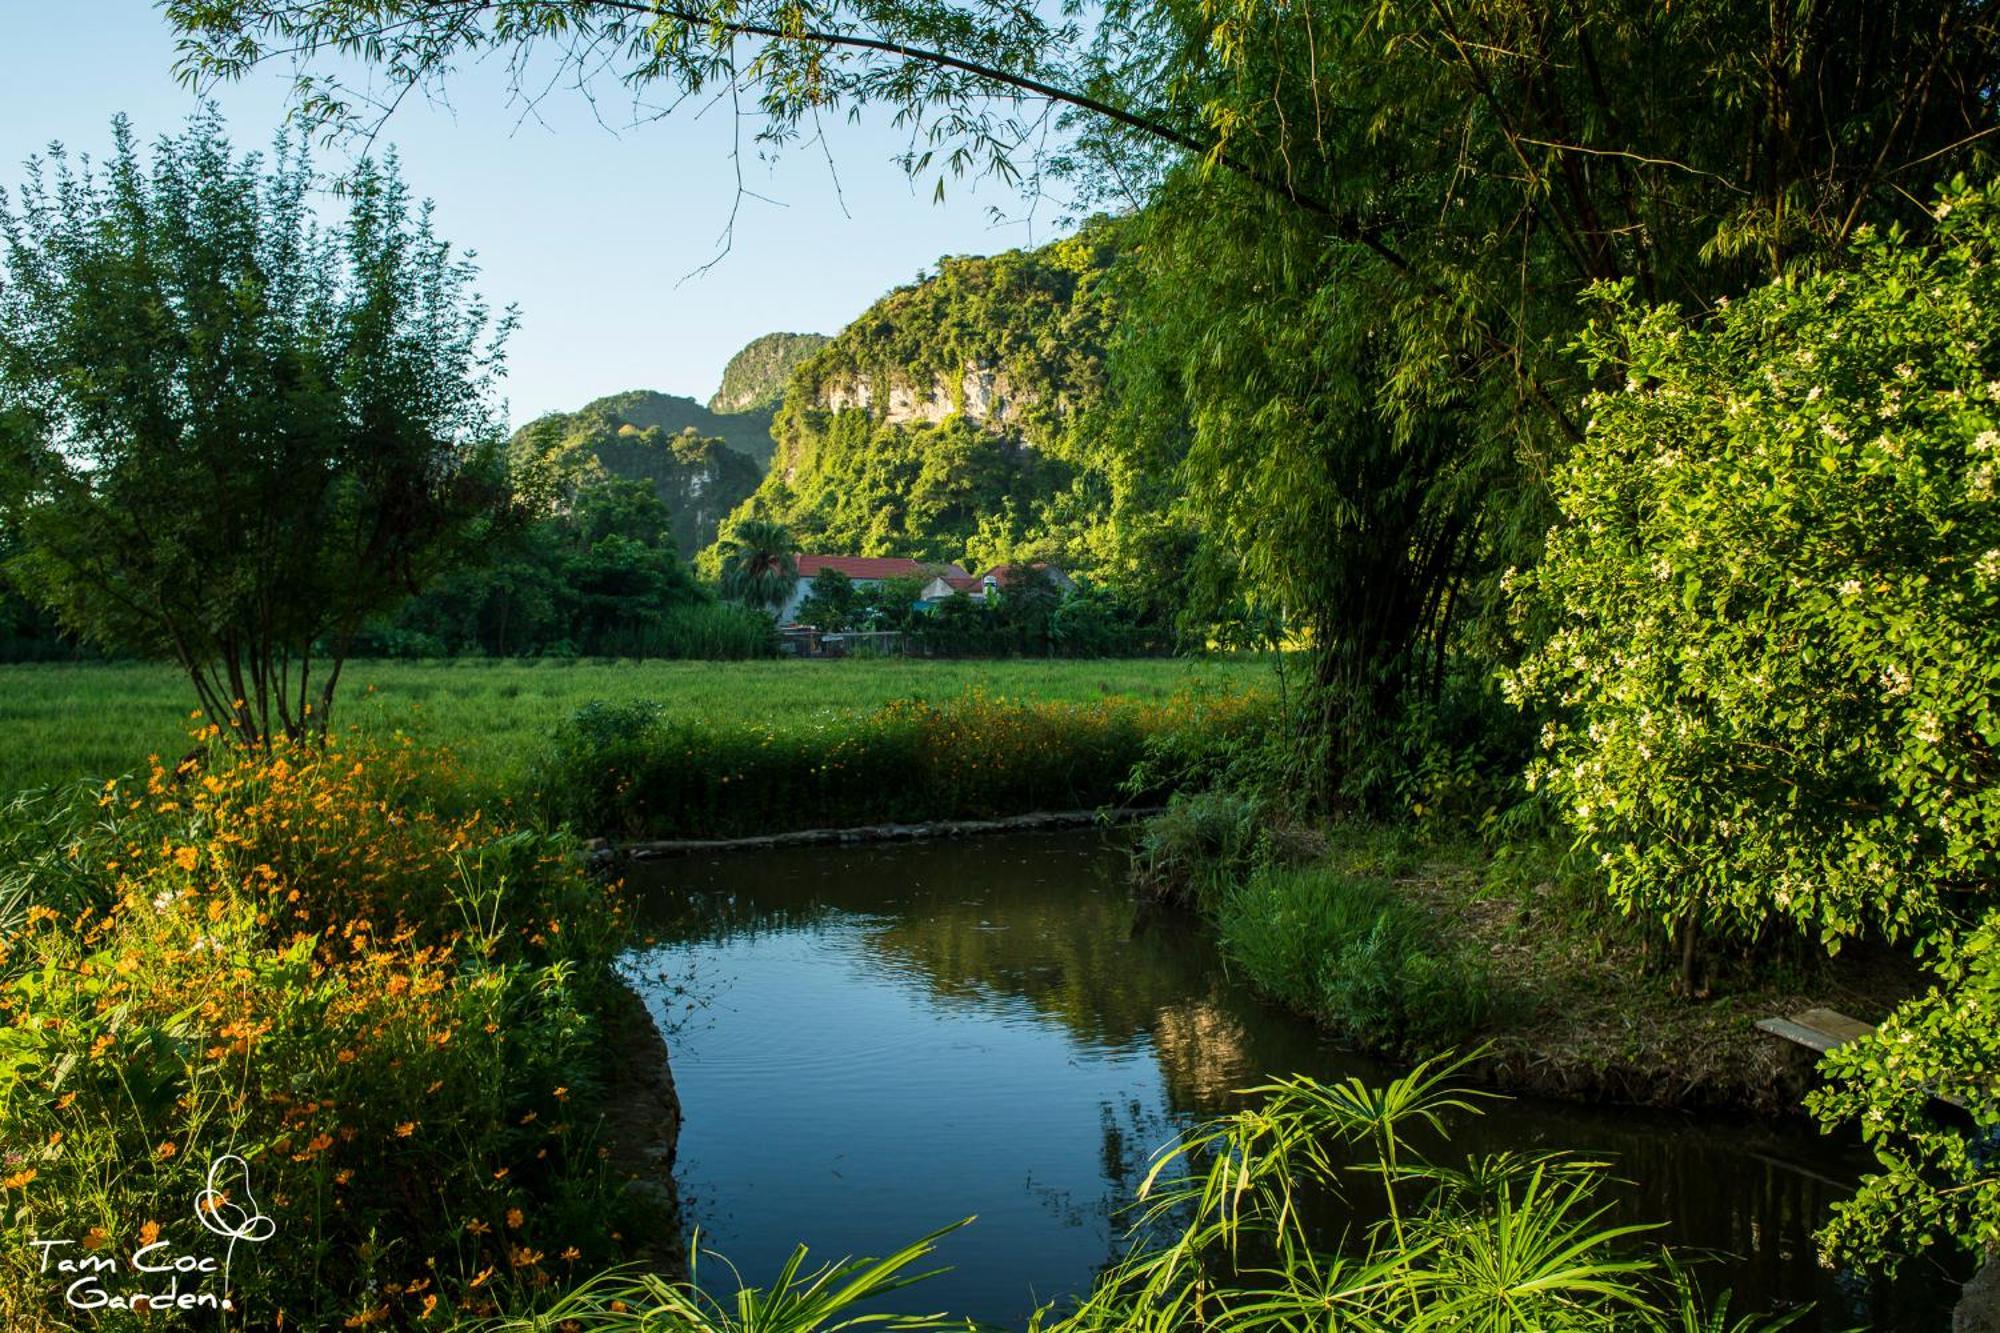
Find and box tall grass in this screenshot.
[533,688,1274,838]
[1215,861,1498,1053]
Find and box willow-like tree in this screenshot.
[0,112,513,747]
[166,1,2000,797]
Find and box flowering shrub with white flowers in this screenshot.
[1505,181,2000,959]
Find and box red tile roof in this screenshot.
[797,555,966,581]
[975,562,1063,587]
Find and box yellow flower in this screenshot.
[505,1208,524,1229]
[174,846,200,873]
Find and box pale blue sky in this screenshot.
[1,2,1063,426]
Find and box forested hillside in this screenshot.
[512,391,764,556]
[710,331,831,416]
[715,223,1186,595]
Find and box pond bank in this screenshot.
[1135,812,1923,1118]
[596,980,686,1277]
[595,806,1161,861]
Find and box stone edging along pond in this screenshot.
[586,805,1163,862]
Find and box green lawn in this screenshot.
[0,656,1276,795]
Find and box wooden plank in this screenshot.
[1758,1009,1967,1110]
[1755,1016,1844,1054]
[1794,1007,1876,1045]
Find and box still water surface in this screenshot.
[622,830,1950,1329]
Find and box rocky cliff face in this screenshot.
[818,365,1029,431]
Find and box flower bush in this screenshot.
[0,735,640,1329]
[1507,182,2000,954]
[1809,905,2000,1271]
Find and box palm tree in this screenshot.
[716,518,799,615]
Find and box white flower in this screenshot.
[1838,578,1862,598]
[1976,549,2000,582]
[1973,430,2000,455]
[1971,462,1998,501]
[1881,664,1913,697]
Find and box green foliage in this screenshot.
[709,331,833,420]
[533,686,1273,838]
[483,1220,969,1333]
[0,111,511,745]
[1130,788,1264,904]
[1043,1057,1791,1333]
[357,476,771,659]
[1509,186,2000,952]
[512,392,764,556]
[716,228,1164,591]
[795,568,864,631]
[1808,907,2000,1272]
[1215,862,1496,1054]
[713,517,799,614]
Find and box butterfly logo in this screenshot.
[194,1154,276,1305]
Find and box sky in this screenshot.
[0,2,1062,427]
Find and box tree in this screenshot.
[795,567,861,631]
[1506,184,2000,979]
[868,574,929,631]
[0,112,512,746]
[714,517,799,614]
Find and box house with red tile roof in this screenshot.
[918,562,1074,605]
[777,555,967,625]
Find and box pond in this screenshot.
[620,829,1951,1330]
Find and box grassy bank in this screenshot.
[1137,799,1921,1112]
[0,657,1274,796]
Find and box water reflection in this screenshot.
[621,830,1955,1329]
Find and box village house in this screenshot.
[917,562,1076,605]
[776,555,966,625]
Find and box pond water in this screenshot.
[621,829,1953,1330]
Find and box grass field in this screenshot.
[0,656,1278,795]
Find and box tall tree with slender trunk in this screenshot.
[0,111,515,748]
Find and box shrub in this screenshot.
[1215,861,1494,1053]
[1130,789,1264,905]
[0,738,639,1329]
[1808,905,2000,1272]
[1508,183,2000,957]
